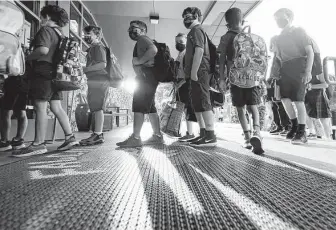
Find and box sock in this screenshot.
[291,118,298,128]
[205,130,215,138]
[65,133,73,140]
[244,130,251,140]
[200,128,206,137]
[253,124,261,134]
[298,124,305,133]
[94,132,103,135]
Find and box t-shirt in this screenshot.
[133,35,155,66]
[217,29,241,75]
[184,24,210,77]
[275,27,311,62]
[175,50,186,79]
[85,43,108,80]
[33,26,60,64]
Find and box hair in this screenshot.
[274,8,294,21]
[40,5,69,27]
[130,20,147,33]
[176,33,186,38]
[182,7,202,19]
[224,8,242,28]
[84,25,102,38]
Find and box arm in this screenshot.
[133,45,157,66]
[26,47,49,61]
[190,47,204,81]
[304,45,314,75]
[219,53,227,81]
[310,73,328,89]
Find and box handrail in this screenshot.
[323,56,336,85]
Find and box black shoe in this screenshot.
[11,138,25,150]
[187,135,204,143]
[58,135,79,151]
[286,127,297,140]
[116,134,142,148]
[80,133,104,146]
[190,136,217,147]
[178,132,195,142]
[250,132,264,155]
[291,131,308,145]
[0,141,12,152]
[269,127,283,135]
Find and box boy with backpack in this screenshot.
[13,5,78,157]
[79,26,109,146]
[273,8,315,144]
[218,8,267,154]
[117,20,163,148]
[182,7,217,147]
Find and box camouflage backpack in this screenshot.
[229,26,268,88]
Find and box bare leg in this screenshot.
[133,112,144,138]
[0,110,12,141]
[16,110,28,139]
[50,100,72,139]
[148,112,161,136]
[33,100,48,145]
[93,110,104,134]
[320,118,332,139]
[202,110,215,131]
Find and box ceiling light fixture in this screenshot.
[150,15,159,24]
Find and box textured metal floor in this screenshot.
[0,136,336,230]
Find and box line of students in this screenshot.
[0,5,111,157]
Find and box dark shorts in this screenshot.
[29,62,62,101]
[230,85,260,107]
[132,67,159,114]
[190,70,212,112]
[1,76,28,111]
[279,58,306,102]
[87,78,109,112]
[176,79,197,122]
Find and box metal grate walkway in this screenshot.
[0,134,336,230]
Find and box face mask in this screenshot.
[175,43,186,52]
[276,18,289,29]
[183,20,193,29]
[129,31,140,41]
[84,36,93,44]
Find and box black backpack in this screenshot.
[153,40,175,83]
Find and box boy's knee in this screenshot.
[17,111,27,120]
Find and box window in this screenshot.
[72,0,82,12]
[83,8,95,26]
[20,1,40,16]
[46,1,58,6]
[70,4,81,35]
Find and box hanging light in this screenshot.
[150,15,159,24]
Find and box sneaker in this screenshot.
[178,132,195,142]
[286,127,297,140]
[58,135,79,151]
[0,141,12,152]
[116,134,143,148]
[187,135,204,143]
[269,127,284,135]
[280,130,289,136]
[143,134,164,145]
[190,136,217,147]
[243,139,252,149]
[80,133,104,146]
[250,132,264,155]
[291,131,308,145]
[12,143,47,158]
[307,133,317,140]
[11,138,25,150]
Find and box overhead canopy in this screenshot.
[84,1,260,78]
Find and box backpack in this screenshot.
[0,1,25,76]
[52,28,83,91]
[153,40,175,83]
[105,46,124,88]
[229,26,268,88]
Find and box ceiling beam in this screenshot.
[202,1,220,25]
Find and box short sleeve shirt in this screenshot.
[184,25,210,77]
[86,43,108,79]
[175,50,186,79]
[133,35,155,66]
[276,27,311,62]
[33,26,60,64]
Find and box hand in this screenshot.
[306,83,312,91]
[302,71,312,84]
[132,57,141,66]
[191,73,198,81]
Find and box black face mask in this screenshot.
[175,43,186,52]
[183,21,192,29]
[276,18,289,29]
[84,36,93,44]
[129,31,139,41]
